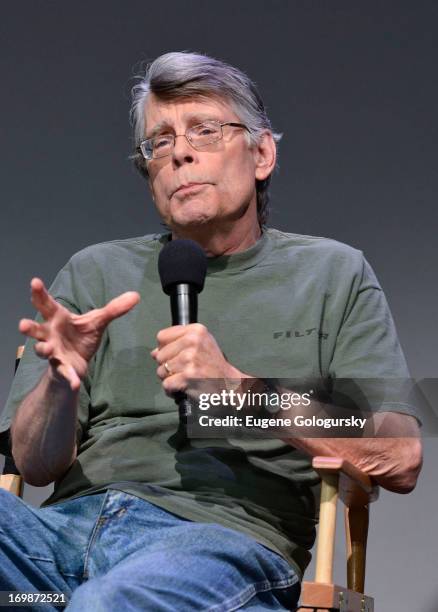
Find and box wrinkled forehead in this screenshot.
[143,93,240,137]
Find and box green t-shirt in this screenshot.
[0,228,417,579]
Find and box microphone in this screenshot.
[158,238,207,422]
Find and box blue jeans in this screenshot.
[0,488,301,611]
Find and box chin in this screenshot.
[170,200,217,228]
[172,215,212,229]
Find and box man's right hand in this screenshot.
[18,277,140,392]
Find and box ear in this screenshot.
[147,176,156,202]
[253,131,277,182]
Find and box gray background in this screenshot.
[1,1,437,610]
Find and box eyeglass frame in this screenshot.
[138,120,251,161]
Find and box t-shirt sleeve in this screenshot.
[0,258,94,455]
[327,253,421,424]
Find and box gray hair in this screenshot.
[129,51,282,226]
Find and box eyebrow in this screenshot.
[145,112,224,139]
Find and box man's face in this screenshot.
[144,94,264,232]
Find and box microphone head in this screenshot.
[158,238,207,295]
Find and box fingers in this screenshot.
[19,318,46,341]
[30,278,58,321]
[55,364,81,392]
[48,360,82,392]
[152,324,206,366]
[34,341,81,392]
[156,360,175,381]
[95,291,141,328]
[155,325,187,347]
[151,337,188,367]
[34,341,54,359]
[161,372,187,396]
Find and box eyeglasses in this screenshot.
[139,120,250,160]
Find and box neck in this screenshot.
[171,220,262,257]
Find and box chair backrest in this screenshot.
[0,345,25,497]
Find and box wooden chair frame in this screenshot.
[298,457,378,612]
[0,346,24,497]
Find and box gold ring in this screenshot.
[164,361,172,376]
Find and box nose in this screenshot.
[172,134,196,167]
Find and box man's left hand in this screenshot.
[151,323,245,396]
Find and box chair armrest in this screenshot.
[312,456,379,507]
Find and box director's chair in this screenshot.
[1,345,378,611]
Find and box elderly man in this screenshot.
[0,51,422,611]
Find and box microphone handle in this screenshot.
[170,283,198,420]
[170,283,198,326]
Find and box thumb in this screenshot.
[96,291,141,328]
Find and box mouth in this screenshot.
[173,183,208,197]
